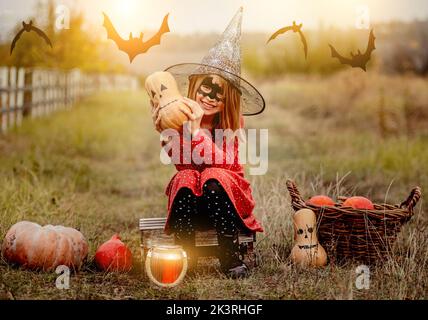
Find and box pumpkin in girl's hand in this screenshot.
[342,196,374,210]
[1,221,88,271]
[94,234,132,272]
[145,71,191,131]
[307,195,335,206]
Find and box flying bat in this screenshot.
[102,12,170,63]
[267,21,308,59]
[10,21,52,55]
[329,29,376,71]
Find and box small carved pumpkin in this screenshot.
[145,71,191,131]
[1,221,88,271]
[290,209,327,267]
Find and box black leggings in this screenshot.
[170,179,245,269]
[171,180,240,237]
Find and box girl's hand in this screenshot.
[180,97,204,135]
[150,102,162,133]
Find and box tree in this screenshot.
[2,0,123,73]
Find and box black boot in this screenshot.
[217,233,249,279]
[201,180,249,278]
[170,187,199,273]
[174,234,198,272]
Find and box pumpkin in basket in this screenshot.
[1,221,88,271]
[290,209,327,267]
[145,71,191,131]
[342,196,374,210]
[307,195,335,206]
[286,179,422,264]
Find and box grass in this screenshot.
[0,73,427,299]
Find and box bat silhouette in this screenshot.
[329,29,376,71]
[102,12,170,63]
[10,21,52,55]
[267,21,308,59]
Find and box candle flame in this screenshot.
[162,253,181,260]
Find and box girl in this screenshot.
[150,7,265,278]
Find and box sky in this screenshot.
[1,0,428,37]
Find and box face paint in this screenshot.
[197,77,225,102]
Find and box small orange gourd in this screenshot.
[342,196,374,210]
[94,234,133,272]
[307,195,335,206]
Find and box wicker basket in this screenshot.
[286,180,422,264]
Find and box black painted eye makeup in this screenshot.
[200,85,212,94]
[197,76,225,102]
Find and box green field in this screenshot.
[0,73,427,299]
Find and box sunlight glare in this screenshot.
[114,0,137,16]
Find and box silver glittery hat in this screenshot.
[165,7,265,116]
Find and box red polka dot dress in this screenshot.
[163,121,264,235]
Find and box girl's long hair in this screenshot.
[187,74,241,131]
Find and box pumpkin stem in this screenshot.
[111,234,121,241]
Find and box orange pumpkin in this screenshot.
[307,195,335,206]
[342,196,374,210]
[1,221,88,271]
[94,234,133,272]
[145,71,190,131]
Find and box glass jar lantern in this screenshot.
[145,245,188,287]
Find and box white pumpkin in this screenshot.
[2,221,88,271]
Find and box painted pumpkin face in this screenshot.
[293,209,317,243]
[290,209,327,267]
[148,82,168,106]
[145,71,191,131]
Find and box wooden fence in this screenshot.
[0,67,139,134]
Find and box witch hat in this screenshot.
[165,7,265,116]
